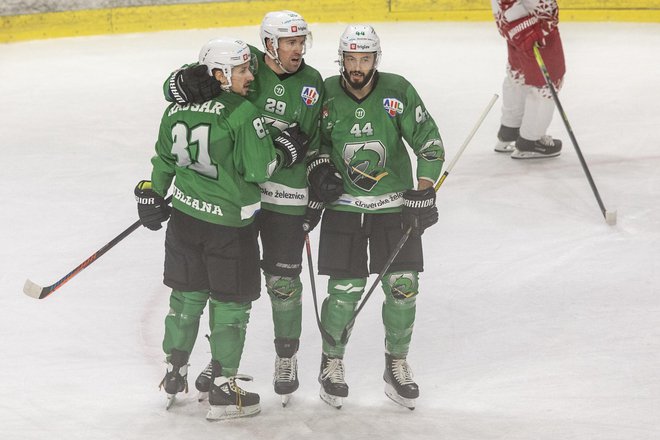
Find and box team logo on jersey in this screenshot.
[383,98,404,118]
[274,84,285,97]
[343,141,387,192]
[301,86,319,107]
[355,108,365,119]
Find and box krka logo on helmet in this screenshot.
[383,98,404,118]
[301,86,319,107]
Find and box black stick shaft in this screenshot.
[26,195,172,299]
[305,235,336,346]
[533,45,607,218]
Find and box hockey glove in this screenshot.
[401,187,438,236]
[168,64,222,105]
[135,180,171,231]
[302,194,324,233]
[307,155,345,204]
[273,124,311,168]
[503,15,545,52]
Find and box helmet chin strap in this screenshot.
[342,68,376,91]
[266,39,294,75]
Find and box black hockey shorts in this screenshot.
[317,210,424,279]
[163,209,261,302]
[256,209,305,278]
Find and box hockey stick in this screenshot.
[337,94,500,344]
[304,234,336,346]
[23,195,173,300]
[532,44,617,225]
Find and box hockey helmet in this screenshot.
[198,38,256,91]
[260,10,312,61]
[338,24,382,72]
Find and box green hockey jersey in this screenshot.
[151,92,278,227]
[320,72,445,214]
[163,45,324,215]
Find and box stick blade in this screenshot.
[605,210,617,226]
[23,279,47,299]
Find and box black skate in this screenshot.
[159,349,189,410]
[195,360,213,402]
[383,353,419,410]
[318,354,348,409]
[511,135,562,159]
[494,125,519,153]
[273,338,299,407]
[207,376,261,420]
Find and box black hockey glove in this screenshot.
[401,187,438,236]
[302,194,324,233]
[134,180,171,231]
[168,64,222,105]
[273,124,310,168]
[307,155,344,204]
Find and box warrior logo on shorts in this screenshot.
[301,86,319,107]
[343,141,387,192]
[383,98,404,118]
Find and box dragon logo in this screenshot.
[343,141,387,192]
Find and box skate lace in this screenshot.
[159,361,189,392]
[199,361,213,379]
[538,135,554,146]
[222,375,253,409]
[320,358,345,384]
[274,355,297,382]
[391,359,415,386]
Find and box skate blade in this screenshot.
[494,141,515,153]
[384,383,416,410]
[280,393,292,407]
[197,391,209,402]
[319,387,343,409]
[206,403,261,421]
[511,149,561,159]
[165,394,177,410]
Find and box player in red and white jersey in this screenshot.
[491,0,565,159]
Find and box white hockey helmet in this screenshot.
[260,10,312,60]
[198,38,255,91]
[338,24,382,72]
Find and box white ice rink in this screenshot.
[1,21,659,440]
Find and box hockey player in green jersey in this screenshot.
[305,25,445,410]
[163,11,323,406]
[135,37,308,420]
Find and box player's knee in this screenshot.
[328,277,366,302]
[265,274,302,301]
[169,289,208,317]
[382,271,419,301]
[209,300,252,327]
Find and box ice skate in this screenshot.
[383,354,418,410]
[273,338,299,407]
[206,373,261,421]
[511,135,562,159]
[494,125,519,153]
[318,354,348,409]
[195,360,213,402]
[274,354,298,406]
[159,349,189,410]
